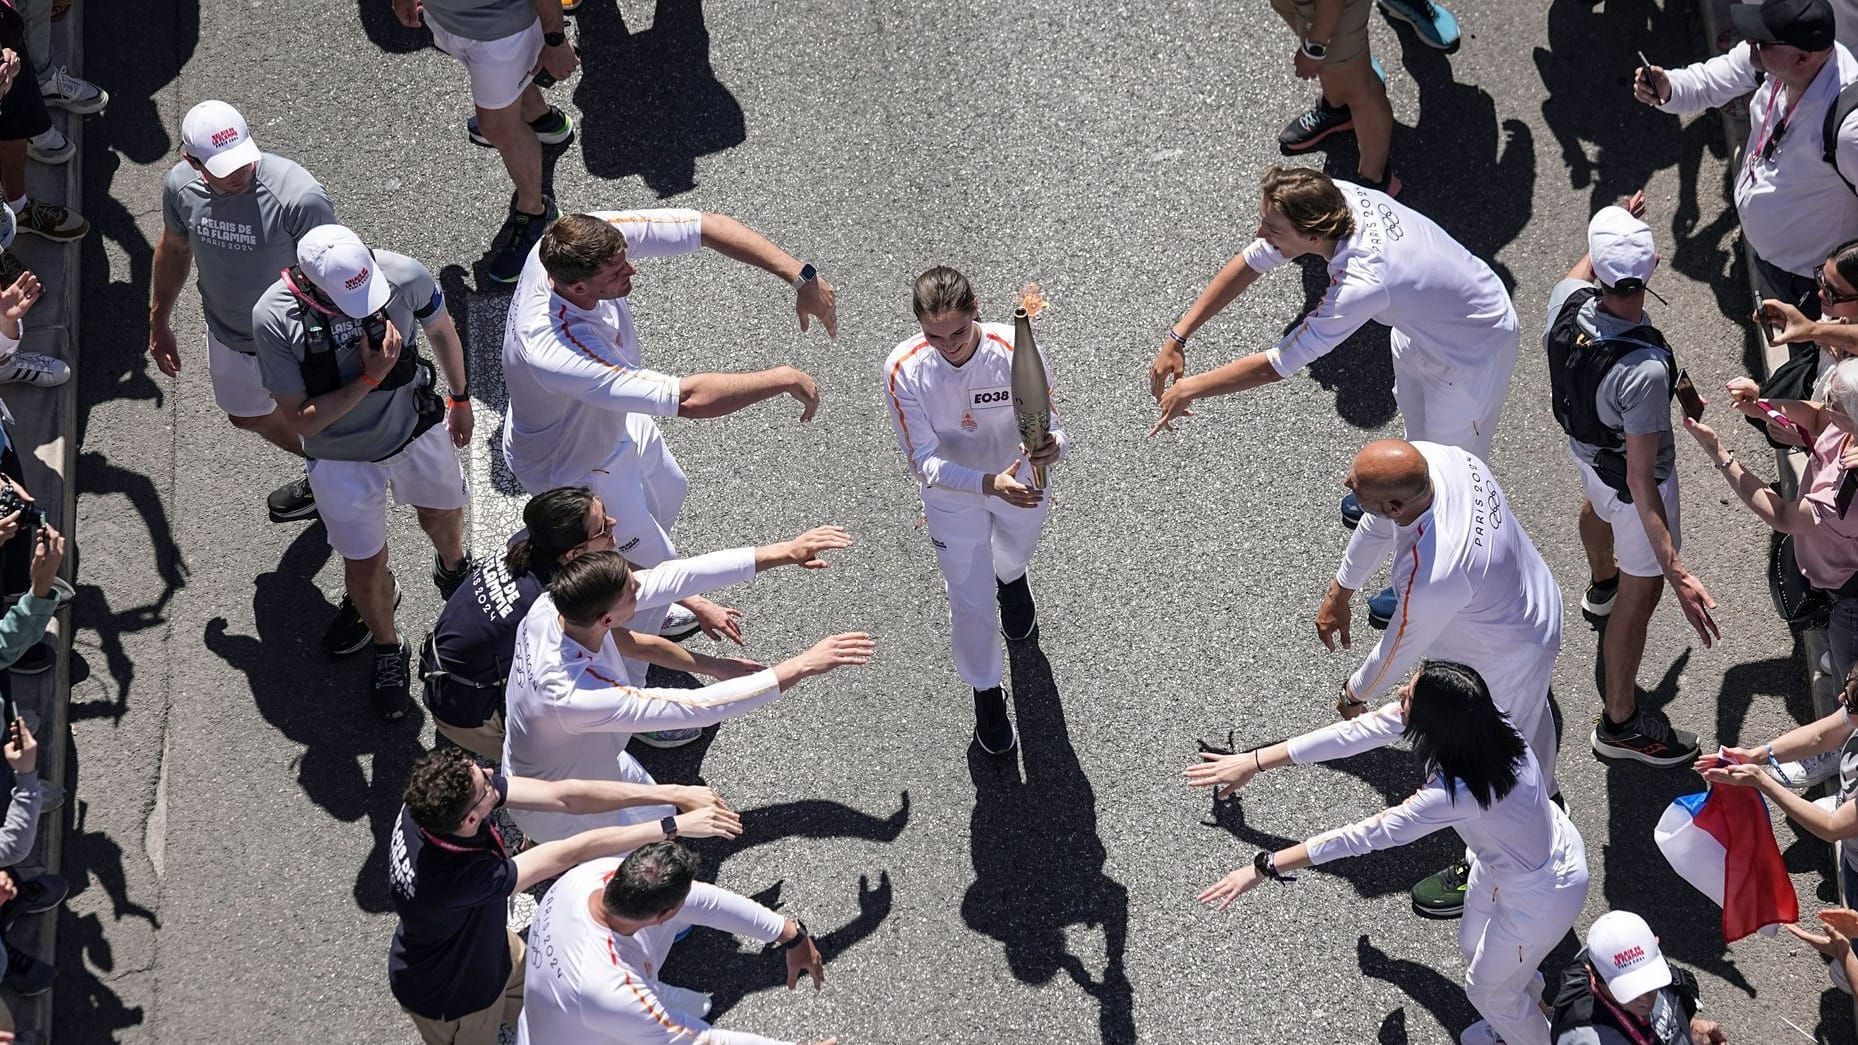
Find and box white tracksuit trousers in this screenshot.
[922,486,1049,690]
[580,413,689,684]
[1459,810,1589,1045]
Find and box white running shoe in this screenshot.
[38,67,107,114]
[25,127,71,165]
[660,603,701,641]
[1768,749,1843,788]
[0,353,68,387]
[1459,1019,1505,1045]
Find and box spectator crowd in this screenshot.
[23,0,1858,1041]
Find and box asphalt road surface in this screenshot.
[56,0,1857,1041]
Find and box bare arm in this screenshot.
[699,212,807,283]
[1183,352,1287,398]
[149,228,194,326]
[512,822,668,891]
[1176,254,1265,340]
[423,310,469,396]
[1624,432,1682,574]
[678,367,815,420]
[504,775,716,816]
[613,629,706,672]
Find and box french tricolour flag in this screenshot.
[1654,780,1798,942]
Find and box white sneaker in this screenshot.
[25,127,71,165]
[1459,1019,1506,1045]
[655,984,712,1019]
[0,353,68,387]
[659,604,701,641]
[1770,749,1845,787]
[38,67,107,114]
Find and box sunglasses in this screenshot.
[1821,272,1858,305]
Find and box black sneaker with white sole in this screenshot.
[266,474,317,522]
[973,686,1017,755]
[322,579,401,656]
[1581,574,1619,624]
[1,872,67,931]
[485,196,560,284]
[371,638,412,721]
[1591,710,1700,767]
[997,575,1038,641]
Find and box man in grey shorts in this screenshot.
[149,100,336,523]
[252,225,475,721]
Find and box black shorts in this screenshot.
[0,57,50,142]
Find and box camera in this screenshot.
[0,480,42,532]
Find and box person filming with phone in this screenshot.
[0,519,70,997]
[1547,199,1715,769]
[1688,357,1858,714]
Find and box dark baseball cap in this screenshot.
[1731,0,1836,51]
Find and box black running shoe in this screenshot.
[266,473,317,522]
[2,941,50,995]
[1581,574,1619,624]
[1278,98,1354,154]
[972,686,1017,755]
[1591,710,1700,767]
[997,575,1038,641]
[486,196,559,284]
[1,872,67,931]
[371,638,412,721]
[1341,491,1365,530]
[8,639,52,676]
[432,552,477,602]
[322,579,401,657]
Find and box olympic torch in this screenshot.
[1011,284,1053,490]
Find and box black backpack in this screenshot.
[1544,287,1676,502]
[1823,80,1858,192]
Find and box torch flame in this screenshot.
[1017,282,1048,318]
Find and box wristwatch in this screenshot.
[544,30,568,46]
[448,385,471,405]
[1299,38,1329,60]
[791,262,817,291]
[659,814,678,839]
[780,918,811,950]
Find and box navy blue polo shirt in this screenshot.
[386,774,518,1020]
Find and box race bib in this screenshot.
[969,386,1012,410]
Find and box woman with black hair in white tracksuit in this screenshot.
[1188,660,1589,1045]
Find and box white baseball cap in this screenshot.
[180,100,262,179]
[1588,206,1657,291]
[1587,911,1673,1004]
[297,225,389,319]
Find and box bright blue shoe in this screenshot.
[1371,55,1386,83]
[1341,492,1365,531]
[1367,586,1398,629]
[1379,0,1461,52]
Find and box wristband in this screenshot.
[1714,453,1734,471]
[1253,850,1298,884]
[448,391,471,405]
[360,372,383,388]
[544,30,567,46]
[1166,328,1189,349]
[1299,38,1329,60]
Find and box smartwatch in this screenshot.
[448,386,471,405]
[780,918,811,950]
[1299,38,1329,60]
[544,30,568,46]
[791,262,817,291]
[659,814,678,839]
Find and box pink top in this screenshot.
[1797,420,1858,590]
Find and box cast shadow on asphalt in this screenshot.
[957,641,1136,1045]
[48,794,159,1043]
[571,0,745,199]
[630,667,910,1020]
[201,524,429,915]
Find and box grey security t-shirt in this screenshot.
[251,251,443,462]
[420,0,538,41]
[1544,279,1676,482]
[161,153,337,352]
